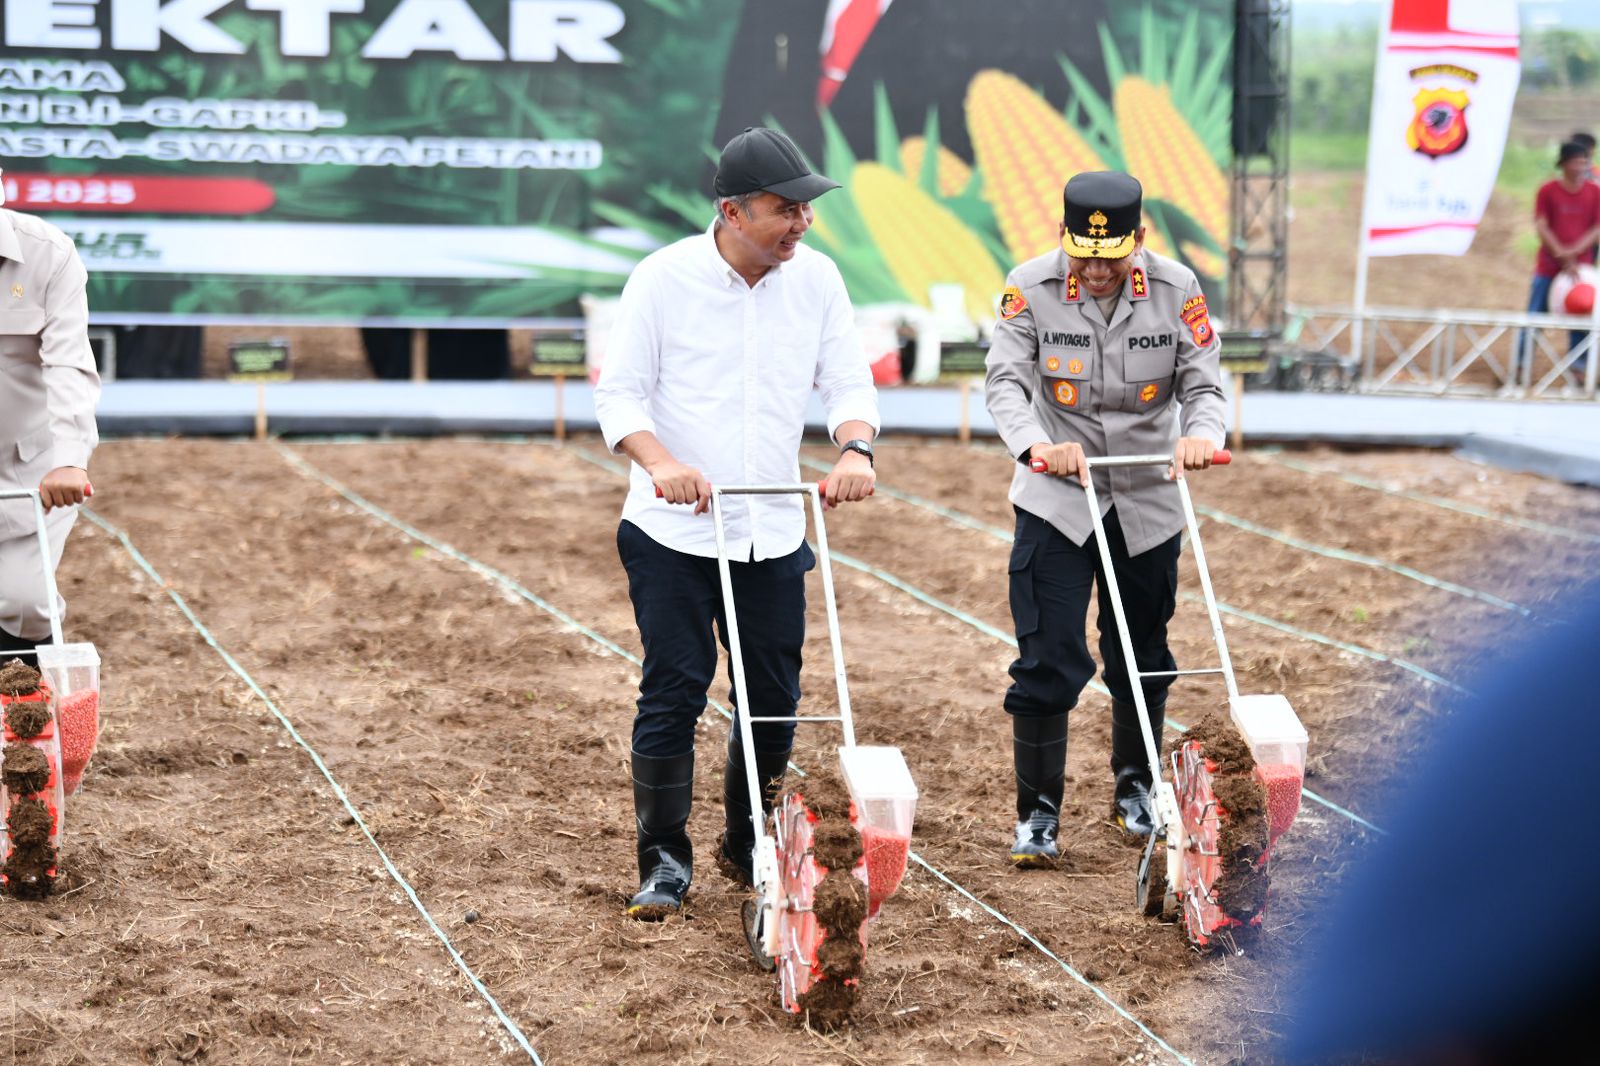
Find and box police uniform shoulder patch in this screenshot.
[999,285,1028,320]
[1130,267,1148,300]
[1180,293,1214,347]
[1062,275,1081,303]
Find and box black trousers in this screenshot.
[1004,507,1180,718]
[617,521,814,759]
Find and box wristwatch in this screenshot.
[839,438,875,467]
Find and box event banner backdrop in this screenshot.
[1360,0,1521,258]
[0,0,1234,324]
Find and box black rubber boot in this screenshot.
[717,735,791,887]
[1010,714,1068,868]
[625,750,695,920]
[1110,699,1165,837]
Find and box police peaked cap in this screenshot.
[1062,171,1142,260]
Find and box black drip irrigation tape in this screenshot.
[78,508,546,1065]
[563,445,1389,837]
[274,443,1197,1066]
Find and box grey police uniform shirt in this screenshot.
[984,248,1226,557]
[0,208,100,542]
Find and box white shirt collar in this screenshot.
[705,218,784,290]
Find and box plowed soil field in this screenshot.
[3,438,1595,1065]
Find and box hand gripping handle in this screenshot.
[1029,449,1231,473]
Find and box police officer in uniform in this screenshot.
[0,171,100,661]
[984,171,1225,866]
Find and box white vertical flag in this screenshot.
[1360,0,1521,257]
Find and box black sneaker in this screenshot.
[1010,810,1061,868]
[1112,770,1157,837]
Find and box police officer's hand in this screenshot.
[823,450,875,509]
[39,467,92,512]
[1170,437,1217,480]
[649,459,712,516]
[1030,441,1089,487]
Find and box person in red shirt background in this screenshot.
[1520,140,1600,375]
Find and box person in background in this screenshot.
[594,128,879,920]
[0,167,100,662]
[1569,130,1596,181]
[1519,140,1600,377]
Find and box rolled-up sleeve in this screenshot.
[983,274,1050,458]
[593,263,661,453]
[813,263,879,440]
[40,243,99,471]
[1173,281,1226,448]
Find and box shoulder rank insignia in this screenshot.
[1129,266,1148,300]
[999,285,1028,320]
[1181,294,1214,347]
[1063,275,1081,303]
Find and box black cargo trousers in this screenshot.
[1003,506,1180,771]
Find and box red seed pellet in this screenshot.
[1255,763,1302,841]
[859,826,910,906]
[56,690,99,795]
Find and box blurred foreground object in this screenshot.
[1283,586,1597,1062]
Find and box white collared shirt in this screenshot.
[594,222,879,561]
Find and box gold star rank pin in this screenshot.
[1088,210,1108,237]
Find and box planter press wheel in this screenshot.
[1135,828,1173,920]
[741,897,775,973]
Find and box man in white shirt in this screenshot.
[595,127,880,920]
[0,172,99,663]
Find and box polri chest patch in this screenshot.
[1127,333,1176,351]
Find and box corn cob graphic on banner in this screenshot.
[966,70,1111,264]
[1115,77,1229,278]
[899,136,974,199]
[851,162,1005,323]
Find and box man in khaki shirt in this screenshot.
[0,172,99,660]
[984,171,1225,868]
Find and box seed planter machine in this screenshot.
[0,488,103,900]
[710,482,918,1018]
[1031,451,1309,949]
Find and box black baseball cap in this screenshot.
[1062,171,1143,259]
[713,127,840,202]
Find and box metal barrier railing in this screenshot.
[1284,304,1599,400]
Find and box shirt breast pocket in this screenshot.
[1121,341,1177,411]
[768,338,817,393]
[1040,348,1091,412]
[0,307,46,368]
